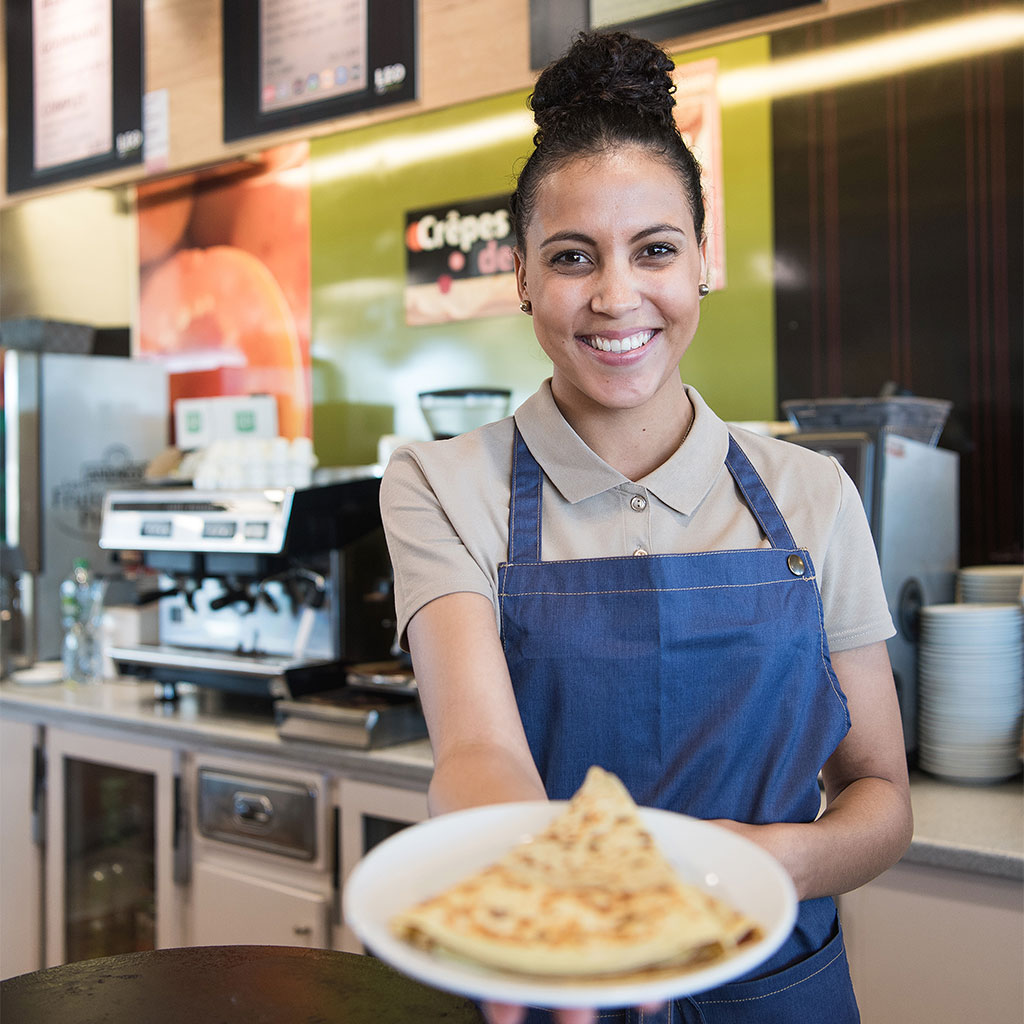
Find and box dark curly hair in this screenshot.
[510,31,706,248]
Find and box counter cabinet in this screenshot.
[0,699,430,979]
[0,717,44,978]
[839,860,1024,1024]
[1,680,1021,1024]
[42,726,184,968]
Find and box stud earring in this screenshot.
[698,283,710,298]
[519,300,532,314]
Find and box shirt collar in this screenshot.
[513,380,731,515]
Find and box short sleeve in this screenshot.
[816,458,896,652]
[380,444,500,649]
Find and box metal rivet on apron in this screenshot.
[633,547,648,556]
[787,553,806,577]
[629,494,648,512]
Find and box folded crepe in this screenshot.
[390,766,760,977]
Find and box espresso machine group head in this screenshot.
[99,475,397,701]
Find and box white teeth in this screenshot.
[581,330,655,353]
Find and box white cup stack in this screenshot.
[956,565,1024,604]
[917,603,1023,784]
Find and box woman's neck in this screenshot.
[551,377,694,481]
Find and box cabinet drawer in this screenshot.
[197,768,317,860]
[192,861,329,948]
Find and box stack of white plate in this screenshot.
[917,603,1023,784]
[957,565,1024,604]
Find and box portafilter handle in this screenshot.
[136,577,199,612]
[208,587,257,613]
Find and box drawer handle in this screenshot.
[233,792,273,827]
[293,926,313,938]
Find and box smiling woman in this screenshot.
[378,28,912,1024]
[513,149,705,476]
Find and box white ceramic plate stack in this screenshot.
[957,565,1024,604]
[917,603,1023,784]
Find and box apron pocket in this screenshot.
[684,923,859,1024]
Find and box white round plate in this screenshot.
[343,802,797,1008]
[923,602,1022,616]
[959,565,1024,579]
[8,663,64,686]
[919,651,1022,667]
[918,682,1023,701]
[918,689,1022,708]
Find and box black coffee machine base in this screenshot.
[113,654,348,703]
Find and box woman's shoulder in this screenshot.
[728,425,843,487]
[725,425,862,539]
[382,416,516,494]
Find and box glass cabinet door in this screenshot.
[62,757,157,961]
[335,778,428,953]
[46,728,181,967]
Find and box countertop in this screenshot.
[0,669,434,790]
[2,671,1021,880]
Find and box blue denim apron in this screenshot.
[497,427,860,1023]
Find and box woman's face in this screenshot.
[515,147,706,420]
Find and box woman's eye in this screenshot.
[549,250,590,267]
[641,242,677,258]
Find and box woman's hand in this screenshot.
[483,1001,666,1023]
[483,1004,592,1024]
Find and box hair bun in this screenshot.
[531,31,677,142]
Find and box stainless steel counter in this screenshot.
[2,671,1020,878]
[0,670,433,790]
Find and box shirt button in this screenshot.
[629,494,648,512]
[787,554,806,577]
[633,547,648,557]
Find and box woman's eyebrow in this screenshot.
[539,224,686,248]
[539,230,597,248]
[630,223,686,242]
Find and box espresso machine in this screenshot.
[98,475,425,747]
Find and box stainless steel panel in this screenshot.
[3,352,168,661]
[876,436,959,755]
[99,488,293,554]
[155,577,335,661]
[196,769,317,860]
[275,686,427,750]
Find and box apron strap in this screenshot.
[508,425,543,563]
[724,434,798,550]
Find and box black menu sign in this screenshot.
[5,0,144,193]
[223,0,417,143]
[529,0,821,68]
[404,194,520,325]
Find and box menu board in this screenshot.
[5,0,144,193]
[529,0,820,67]
[259,0,368,115]
[223,0,416,143]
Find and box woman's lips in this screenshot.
[578,329,657,354]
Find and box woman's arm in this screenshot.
[714,640,913,900]
[408,594,612,1024]
[407,591,547,816]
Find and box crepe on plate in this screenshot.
[390,766,761,977]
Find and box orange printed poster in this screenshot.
[672,58,726,291]
[136,142,312,440]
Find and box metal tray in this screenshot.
[275,687,426,749]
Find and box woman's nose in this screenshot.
[589,264,641,316]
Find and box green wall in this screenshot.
[310,35,775,466]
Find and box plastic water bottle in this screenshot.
[60,559,106,685]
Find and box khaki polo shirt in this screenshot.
[380,380,894,653]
